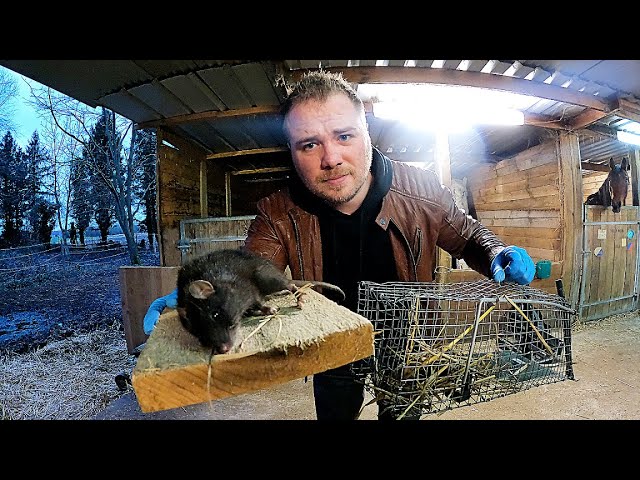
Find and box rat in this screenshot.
[176,248,345,355]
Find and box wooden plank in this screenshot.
[583,207,600,320]
[200,159,208,218]
[610,221,627,305]
[487,236,560,252]
[623,208,638,298]
[558,132,582,310]
[482,226,559,240]
[476,195,560,211]
[435,131,452,283]
[495,142,557,175]
[119,266,180,354]
[132,289,374,413]
[473,162,558,191]
[480,216,561,229]
[595,209,616,319]
[475,167,557,194]
[482,210,560,220]
[478,184,559,204]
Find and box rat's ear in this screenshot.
[188,280,215,299]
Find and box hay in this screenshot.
[0,323,134,420]
[572,310,639,333]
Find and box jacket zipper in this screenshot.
[389,219,419,281]
[290,211,305,280]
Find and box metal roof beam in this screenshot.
[137,105,280,129]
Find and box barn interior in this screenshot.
[2,59,639,324]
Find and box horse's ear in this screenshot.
[609,157,615,169]
[622,157,629,170]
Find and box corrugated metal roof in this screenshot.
[2,59,639,178]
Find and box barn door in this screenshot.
[579,205,639,321]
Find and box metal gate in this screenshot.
[178,215,255,264]
[579,205,639,321]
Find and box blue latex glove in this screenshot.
[143,288,178,335]
[491,246,535,285]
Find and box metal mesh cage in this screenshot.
[354,280,576,418]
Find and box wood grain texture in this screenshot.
[132,289,374,413]
[119,266,179,354]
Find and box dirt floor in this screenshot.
[94,311,640,420]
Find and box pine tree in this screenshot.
[0,131,28,246]
[69,154,92,245]
[24,131,55,243]
[83,113,114,243]
[133,128,157,251]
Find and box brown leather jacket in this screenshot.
[244,151,506,283]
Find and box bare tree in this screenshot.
[0,68,18,134]
[29,86,151,264]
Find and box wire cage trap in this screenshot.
[353,280,576,418]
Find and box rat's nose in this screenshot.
[215,343,231,354]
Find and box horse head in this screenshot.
[608,157,629,213]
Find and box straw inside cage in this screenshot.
[354,280,575,418]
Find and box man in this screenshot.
[243,70,535,420]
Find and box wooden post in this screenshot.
[558,132,583,311]
[225,171,232,217]
[200,158,208,218]
[435,130,452,283]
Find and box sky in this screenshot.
[2,65,50,148]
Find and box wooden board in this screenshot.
[119,266,180,354]
[131,288,374,413]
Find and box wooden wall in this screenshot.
[463,139,565,295]
[119,266,179,354]
[157,129,206,267]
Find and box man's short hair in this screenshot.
[280,70,364,139]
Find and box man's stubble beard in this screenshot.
[301,138,373,208]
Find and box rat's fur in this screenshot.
[176,249,344,354]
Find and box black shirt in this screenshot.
[290,148,398,311]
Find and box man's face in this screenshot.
[284,93,373,214]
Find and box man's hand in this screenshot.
[491,246,535,285]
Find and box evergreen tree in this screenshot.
[0,131,28,246]
[24,131,55,243]
[133,128,157,251]
[33,197,57,244]
[83,113,114,243]
[69,153,92,245]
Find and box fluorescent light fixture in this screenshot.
[617,130,640,146]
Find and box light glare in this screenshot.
[617,130,640,146]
